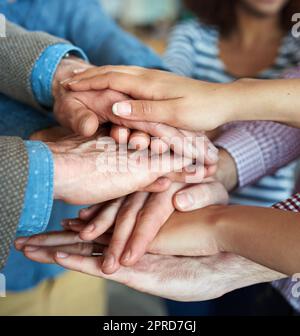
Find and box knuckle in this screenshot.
[110,237,127,248]
[139,100,152,118]
[31,234,48,245]
[77,242,90,255]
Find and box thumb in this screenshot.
[56,100,99,137]
[174,182,229,212]
[112,99,183,128]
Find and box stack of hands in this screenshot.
[14,59,284,301]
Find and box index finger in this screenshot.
[66,72,148,99]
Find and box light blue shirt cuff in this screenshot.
[17,141,54,236]
[31,44,88,108]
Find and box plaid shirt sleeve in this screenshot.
[272,193,300,212]
[272,193,300,311]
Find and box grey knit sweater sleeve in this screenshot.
[0,137,28,270]
[0,21,69,269]
[0,20,68,109]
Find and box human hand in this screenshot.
[30,126,72,142]
[173,149,233,211]
[28,205,223,257]
[59,173,227,272]
[63,66,237,131]
[54,62,219,165]
[48,131,193,205]
[15,244,284,302]
[62,183,185,274]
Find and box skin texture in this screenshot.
[31,126,232,274]
[62,178,228,275]
[18,199,300,276]
[54,60,219,165]
[48,131,196,205]
[63,66,234,131]
[16,237,285,302]
[64,66,300,129]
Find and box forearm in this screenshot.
[216,206,300,276]
[52,56,92,98]
[229,79,300,128]
[204,253,285,297]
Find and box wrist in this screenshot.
[47,142,67,201]
[213,206,237,254]
[229,78,275,123]
[213,81,243,125]
[215,149,238,191]
[52,57,92,99]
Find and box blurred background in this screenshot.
[102,0,185,54]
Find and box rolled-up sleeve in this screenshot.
[31,44,88,108]
[17,141,54,236]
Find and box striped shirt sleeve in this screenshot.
[163,21,198,77]
[215,121,300,188]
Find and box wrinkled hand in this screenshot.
[54,61,218,166]
[47,131,193,205]
[15,243,282,302]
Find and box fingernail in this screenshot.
[80,208,88,215]
[207,144,219,162]
[102,253,115,270]
[112,102,132,117]
[157,177,168,185]
[61,219,69,227]
[24,246,40,252]
[73,68,86,74]
[82,224,95,233]
[69,219,81,226]
[56,252,69,259]
[60,78,72,85]
[67,80,79,86]
[121,250,132,264]
[176,192,194,210]
[15,237,29,249]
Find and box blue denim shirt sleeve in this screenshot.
[31,44,88,107]
[17,141,54,236]
[64,0,165,69]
